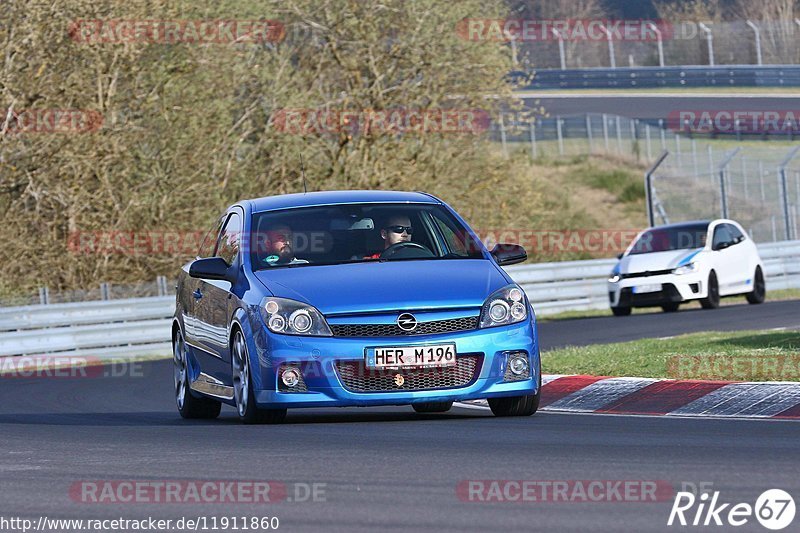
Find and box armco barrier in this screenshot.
[509,239,800,315]
[519,65,800,90]
[0,240,798,359]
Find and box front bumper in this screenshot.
[608,272,705,308]
[248,318,539,409]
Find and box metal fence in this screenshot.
[515,20,800,70]
[493,113,653,161]
[490,113,800,243]
[648,144,800,243]
[1,240,797,359]
[520,66,800,90]
[0,276,172,308]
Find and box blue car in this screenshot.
[172,191,540,423]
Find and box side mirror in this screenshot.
[616,253,624,260]
[189,257,232,281]
[491,243,527,266]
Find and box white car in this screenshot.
[608,219,765,316]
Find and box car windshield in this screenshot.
[628,223,709,255]
[249,203,484,270]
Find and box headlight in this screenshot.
[673,262,697,275]
[608,274,621,283]
[259,297,332,336]
[479,285,528,328]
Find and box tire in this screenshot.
[488,369,541,417]
[700,271,720,309]
[489,393,540,417]
[746,267,766,305]
[173,329,221,420]
[611,306,632,317]
[232,330,287,425]
[661,302,680,313]
[412,401,453,413]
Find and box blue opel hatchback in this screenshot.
[173,191,540,423]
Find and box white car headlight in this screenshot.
[608,274,621,283]
[479,285,528,328]
[259,297,332,336]
[673,262,697,275]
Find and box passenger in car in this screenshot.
[261,224,309,266]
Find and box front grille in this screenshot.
[334,355,482,393]
[620,269,673,279]
[330,316,478,338]
[618,284,682,306]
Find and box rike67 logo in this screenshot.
[668,489,795,530]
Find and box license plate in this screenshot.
[365,344,456,369]
[633,283,662,294]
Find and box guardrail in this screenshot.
[1,240,798,358]
[518,65,800,90]
[508,239,800,315]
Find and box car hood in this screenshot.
[619,248,704,274]
[253,259,508,316]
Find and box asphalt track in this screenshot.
[537,298,800,351]
[516,92,800,121]
[0,299,798,532]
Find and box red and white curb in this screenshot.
[458,375,800,420]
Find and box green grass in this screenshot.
[542,329,800,381]
[580,168,646,203]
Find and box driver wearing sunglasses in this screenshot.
[364,214,413,259]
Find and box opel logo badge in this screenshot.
[394,374,405,386]
[397,313,417,332]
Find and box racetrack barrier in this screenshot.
[518,66,800,90]
[0,240,797,358]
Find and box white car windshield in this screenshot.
[629,223,709,255]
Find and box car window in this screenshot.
[712,224,734,249]
[430,214,475,257]
[728,224,745,242]
[216,212,242,266]
[250,203,484,269]
[197,215,225,258]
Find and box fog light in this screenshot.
[281,367,301,388]
[509,354,529,376]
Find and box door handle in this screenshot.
[193,289,203,299]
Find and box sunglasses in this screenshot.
[385,225,413,235]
